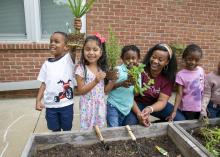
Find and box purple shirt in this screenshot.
[176,66,205,112]
[135,71,173,106]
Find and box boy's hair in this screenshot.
[182,44,203,59]
[121,45,141,59]
[52,31,68,44]
[143,43,177,82]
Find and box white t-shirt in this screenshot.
[38,53,76,108]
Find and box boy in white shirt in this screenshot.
[36,31,75,131]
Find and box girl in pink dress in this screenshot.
[75,34,108,130]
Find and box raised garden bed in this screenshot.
[174,118,220,157]
[21,123,207,157]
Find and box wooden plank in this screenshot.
[174,124,212,157]
[173,118,220,157]
[21,135,36,157]
[33,123,168,145]
[173,118,220,130]
[168,123,209,157]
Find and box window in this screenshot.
[0,0,86,42]
[0,0,26,40]
[40,0,73,39]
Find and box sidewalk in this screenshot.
[0,97,80,157]
[0,94,175,157]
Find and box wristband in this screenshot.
[147,106,154,113]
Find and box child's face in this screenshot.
[184,51,202,70]
[122,50,139,68]
[150,50,169,73]
[49,33,68,58]
[84,40,102,64]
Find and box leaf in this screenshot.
[106,28,121,69]
[66,0,95,18]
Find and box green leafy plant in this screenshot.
[67,0,95,34]
[200,126,220,157]
[169,43,186,55]
[106,28,121,70]
[128,63,154,96]
[66,0,95,18]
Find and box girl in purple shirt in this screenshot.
[167,44,205,120]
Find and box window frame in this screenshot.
[0,0,86,42]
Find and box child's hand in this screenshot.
[35,101,44,111]
[166,111,176,122]
[121,80,133,88]
[95,71,106,83]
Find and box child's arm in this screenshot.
[104,80,132,94]
[76,71,106,95]
[35,82,46,111]
[166,84,183,121]
[200,77,212,118]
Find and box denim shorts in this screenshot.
[106,102,127,127]
[46,104,73,131]
[207,101,220,118]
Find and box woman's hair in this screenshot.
[80,35,108,82]
[121,45,141,59]
[182,44,203,59]
[142,43,177,82]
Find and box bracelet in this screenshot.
[146,106,154,113]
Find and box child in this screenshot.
[105,45,140,127]
[167,44,205,120]
[36,31,75,131]
[75,34,108,130]
[200,61,220,118]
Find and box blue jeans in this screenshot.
[107,102,127,127]
[46,104,73,131]
[123,102,186,125]
[207,101,220,118]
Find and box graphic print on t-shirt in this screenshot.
[189,77,202,101]
[54,79,73,102]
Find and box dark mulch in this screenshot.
[35,135,182,157]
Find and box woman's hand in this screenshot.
[166,111,176,122]
[138,107,152,127]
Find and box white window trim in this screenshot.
[24,0,41,42]
[0,0,86,42]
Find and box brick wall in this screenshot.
[87,0,220,72]
[0,0,220,84]
[0,43,50,82]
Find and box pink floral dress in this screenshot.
[75,65,106,130]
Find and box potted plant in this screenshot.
[106,28,121,80]
[65,0,95,49]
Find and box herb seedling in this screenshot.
[127,63,154,96]
[200,126,220,157]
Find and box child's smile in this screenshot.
[84,40,102,64]
[122,50,139,69]
[49,33,68,58]
[184,51,202,70]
